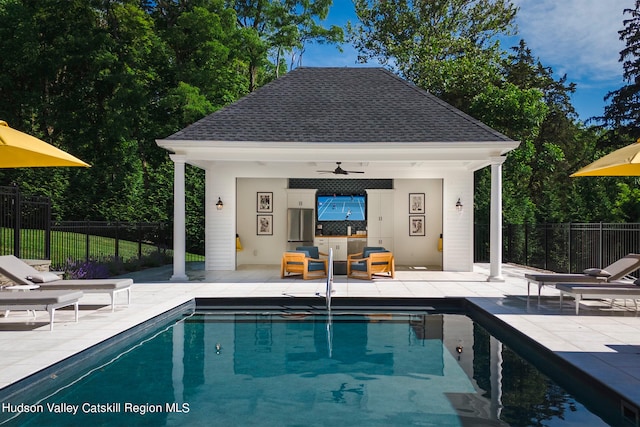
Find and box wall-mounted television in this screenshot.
[316,194,366,221]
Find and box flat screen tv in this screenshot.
[316,194,366,221]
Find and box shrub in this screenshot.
[54,251,172,279]
[59,258,111,279]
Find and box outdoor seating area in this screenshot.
[280,248,328,280]
[0,290,82,331]
[0,255,132,312]
[556,282,640,314]
[0,255,133,330]
[347,247,395,280]
[524,253,640,301]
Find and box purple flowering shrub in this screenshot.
[59,258,112,279]
[53,252,172,279]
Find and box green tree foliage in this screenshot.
[469,81,547,225]
[350,0,616,225]
[230,0,344,91]
[350,1,550,225]
[498,41,604,223]
[0,0,343,252]
[577,1,640,223]
[602,0,640,139]
[350,0,517,109]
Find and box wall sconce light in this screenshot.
[216,197,224,210]
[455,198,463,212]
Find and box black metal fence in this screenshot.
[7,184,640,273]
[0,185,203,265]
[475,223,640,273]
[0,185,51,259]
[49,221,170,265]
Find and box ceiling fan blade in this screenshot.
[316,162,364,175]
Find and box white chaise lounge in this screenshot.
[524,253,640,301]
[556,282,640,315]
[0,290,82,330]
[0,255,132,312]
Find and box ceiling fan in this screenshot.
[316,162,364,175]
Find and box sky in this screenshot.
[300,0,635,122]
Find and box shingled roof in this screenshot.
[165,67,513,144]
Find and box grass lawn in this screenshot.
[1,227,204,267]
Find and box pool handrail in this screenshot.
[326,248,333,311]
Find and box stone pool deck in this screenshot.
[1,263,640,422]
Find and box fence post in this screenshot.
[45,199,51,260]
[598,222,603,267]
[508,224,513,262]
[544,223,548,271]
[137,223,142,260]
[12,184,21,257]
[115,221,120,259]
[568,222,572,273]
[85,220,90,262]
[524,223,529,266]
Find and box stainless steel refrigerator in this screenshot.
[287,208,314,251]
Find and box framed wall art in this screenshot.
[409,193,425,214]
[409,215,425,236]
[257,192,273,213]
[257,215,273,235]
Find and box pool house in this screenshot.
[156,67,519,281]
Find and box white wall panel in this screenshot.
[205,167,237,270]
[393,179,443,268]
[236,178,288,266]
[441,171,475,271]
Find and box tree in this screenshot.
[576,1,640,223]
[350,0,517,109]
[0,0,247,225]
[601,0,640,139]
[231,0,344,91]
[469,81,548,225]
[500,41,599,224]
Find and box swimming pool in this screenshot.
[0,304,615,426]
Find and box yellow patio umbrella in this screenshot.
[571,139,640,177]
[0,120,90,168]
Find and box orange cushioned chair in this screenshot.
[280,251,328,280]
[348,250,395,280]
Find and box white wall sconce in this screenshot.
[455,198,463,212]
[216,197,224,210]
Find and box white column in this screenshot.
[170,154,188,281]
[488,156,506,282]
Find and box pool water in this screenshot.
[1,310,612,426]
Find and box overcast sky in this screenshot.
[302,0,635,122]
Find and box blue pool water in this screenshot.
[0,308,613,426]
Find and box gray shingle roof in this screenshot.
[165,67,513,143]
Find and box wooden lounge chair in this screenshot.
[524,253,640,301]
[0,255,132,312]
[556,282,640,314]
[348,251,395,280]
[0,290,82,330]
[280,252,328,280]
